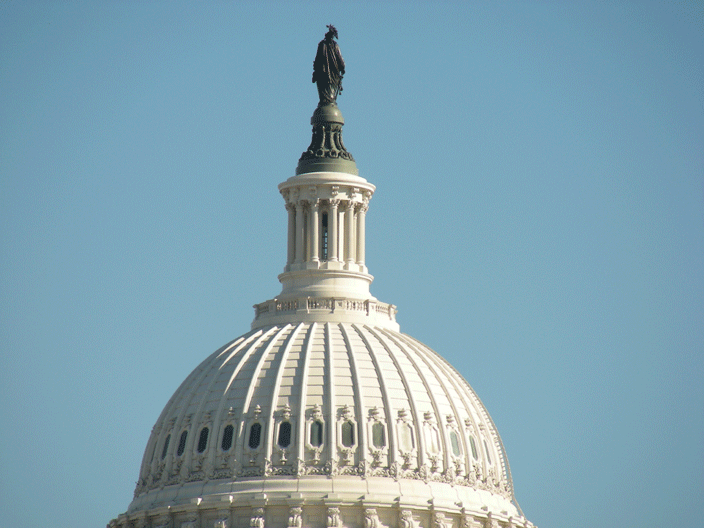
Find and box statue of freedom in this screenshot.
[312,25,345,105]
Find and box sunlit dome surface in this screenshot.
[110,37,533,528]
[129,322,520,522]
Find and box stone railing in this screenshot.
[252,296,398,329]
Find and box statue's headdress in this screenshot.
[326,25,338,39]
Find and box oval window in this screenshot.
[221,425,234,451]
[197,427,209,453]
[278,421,292,448]
[176,430,188,456]
[469,436,478,460]
[424,427,440,454]
[341,421,355,447]
[249,422,262,449]
[398,423,414,451]
[161,434,171,460]
[310,420,323,447]
[450,431,461,457]
[484,439,492,465]
[372,422,386,448]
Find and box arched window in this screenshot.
[278,421,292,448]
[310,420,323,447]
[249,423,262,449]
[450,431,461,457]
[341,421,355,447]
[161,434,171,460]
[176,430,188,456]
[197,427,209,453]
[221,425,234,451]
[372,422,386,448]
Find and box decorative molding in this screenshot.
[250,508,265,528]
[432,512,451,528]
[364,508,382,528]
[399,510,418,528]
[327,507,342,528]
[288,507,303,528]
[300,123,354,163]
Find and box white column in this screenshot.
[345,200,355,266]
[310,200,320,263]
[286,203,295,269]
[356,203,367,266]
[295,202,305,265]
[329,199,339,262]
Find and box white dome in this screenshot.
[128,322,520,526]
[109,96,534,528]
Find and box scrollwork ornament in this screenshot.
[419,464,431,483]
[250,508,265,528]
[364,508,381,528]
[390,461,400,481]
[399,510,416,528]
[288,507,303,528]
[327,507,342,528]
[432,512,451,528]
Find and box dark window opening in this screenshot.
[310,420,324,447]
[221,425,234,451]
[278,421,292,448]
[161,434,171,460]
[197,427,209,453]
[470,436,478,460]
[249,422,262,449]
[372,423,386,448]
[322,212,329,261]
[176,430,188,456]
[341,421,355,447]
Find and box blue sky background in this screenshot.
[1,2,702,527]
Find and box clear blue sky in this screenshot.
[1,2,702,527]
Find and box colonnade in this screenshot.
[285,198,368,271]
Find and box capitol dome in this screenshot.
[109,31,533,528]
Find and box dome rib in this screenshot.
[296,322,317,465]
[242,324,292,415]
[363,326,425,471]
[374,328,450,472]
[389,331,470,477]
[399,331,523,515]
[264,324,301,468]
[231,327,283,468]
[353,324,398,467]
[339,323,366,465]
[222,328,272,394]
[395,331,480,484]
[324,322,336,463]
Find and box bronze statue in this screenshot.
[313,25,345,105]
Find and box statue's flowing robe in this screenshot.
[313,38,345,104]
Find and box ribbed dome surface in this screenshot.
[129,322,520,523]
[110,62,534,527]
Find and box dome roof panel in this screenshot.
[129,322,519,522]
